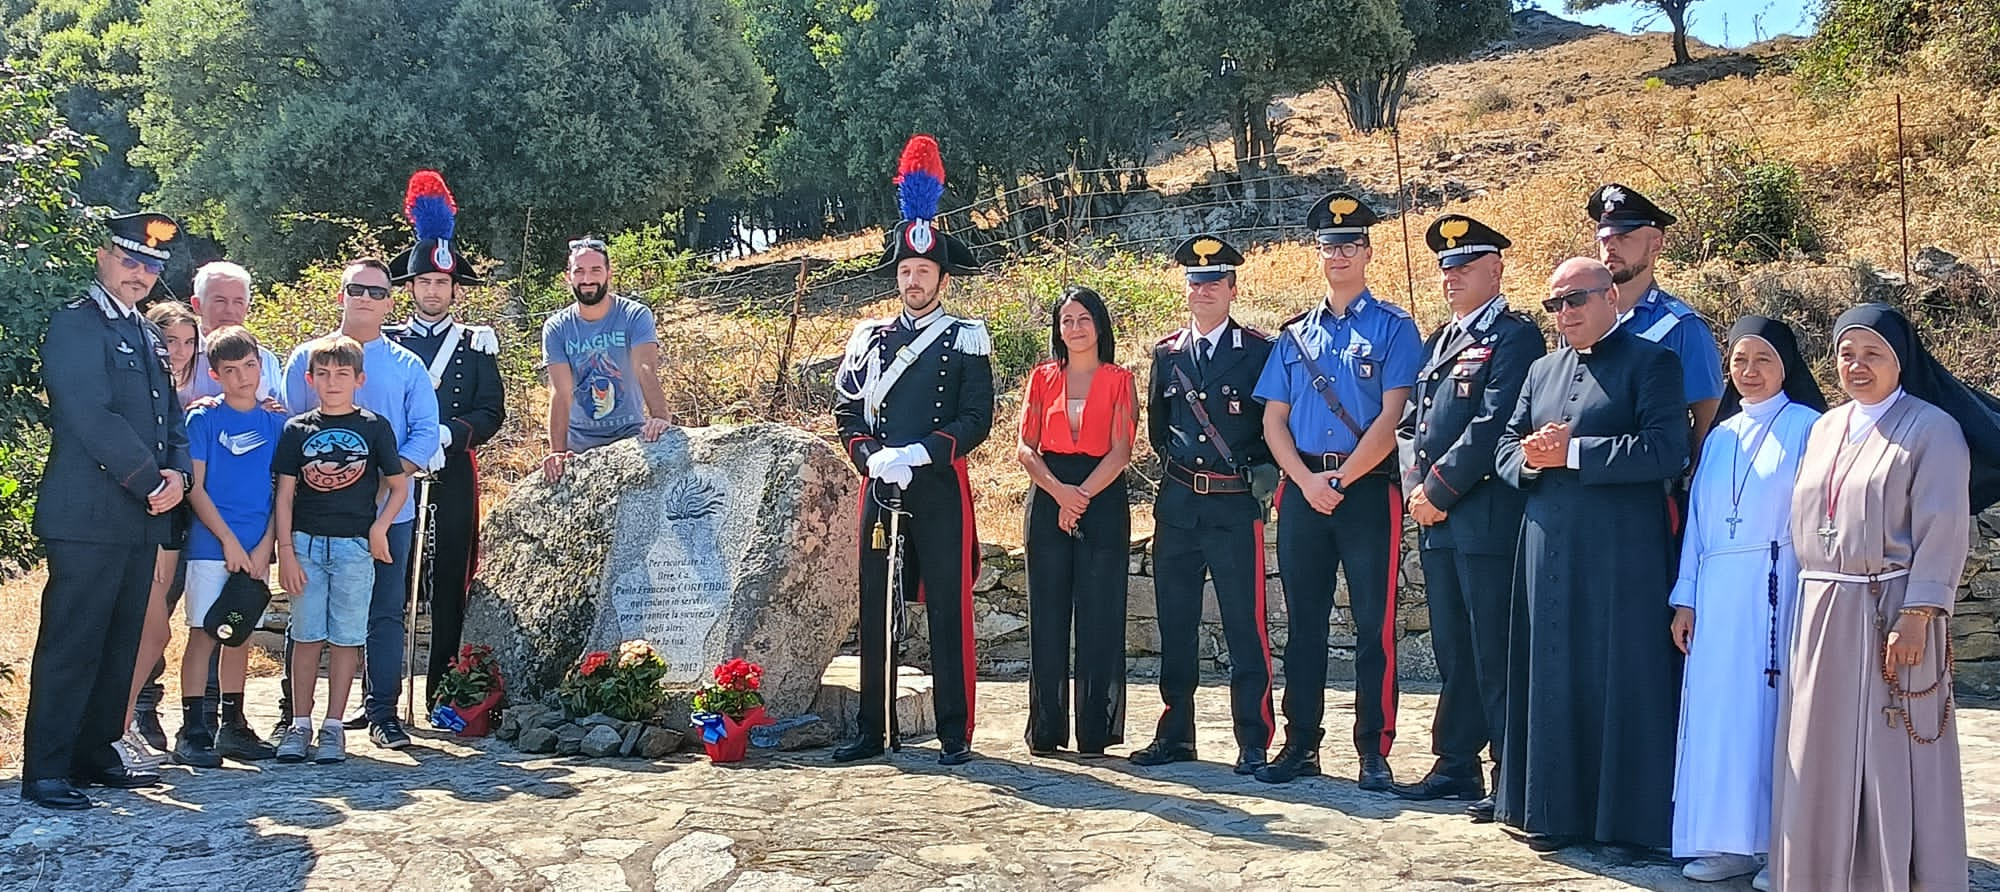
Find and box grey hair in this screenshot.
[193,261,254,300]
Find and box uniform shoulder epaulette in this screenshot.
[1279,310,1310,329]
[1500,307,1536,326]
[1377,300,1413,320]
[1240,324,1276,343]
[63,296,88,309]
[1153,330,1184,352]
[464,324,499,355]
[842,318,883,360]
[951,318,991,356]
[1662,297,1696,318]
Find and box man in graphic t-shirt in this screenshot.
[538,237,673,481]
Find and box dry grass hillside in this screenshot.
[10,11,2000,757]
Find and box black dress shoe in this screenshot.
[1253,742,1320,783]
[133,709,169,752]
[937,742,973,766]
[1357,753,1394,791]
[1522,832,1578,852]
[1233,746,1267,775]
[21,779,93,810]
[1390,770,1485,801]
[1127,740,1197,767]
[72,765,162,789]
[1465,796,1496,823]
[830,738,885,763]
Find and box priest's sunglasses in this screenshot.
[342,283,392,300]
[1541,287,1608,314]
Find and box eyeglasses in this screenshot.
[1314,242,1367,258]
[568,238,607,252]
[116,249,164,275]
[342,283,392,300]
[1541,287,1608,313]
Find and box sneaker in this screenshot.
[272,714,296,744]
[275,724,312,763]
[1683,854,1762,883]
[369,717,411,750]
[1751,866,1772,891]
[341,708,370,731]
[313,726,347,764]
[170,733,224,769]
[117,726,165,771]
[215,723,279,762]
[132,709,169,752]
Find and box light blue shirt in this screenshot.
[1254,290,1423,454]
[1620,285,1724,405]
[282,332,439,524]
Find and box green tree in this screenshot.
[0,67,101,575]
[1340,0,1512,133]
[1567,0,1706,66]
[130,0,771,275]
[1108,0,1411,174]
[3,0,153,211]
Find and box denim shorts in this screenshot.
[289,533,373,647]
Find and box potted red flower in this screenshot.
[690,657,771,763]
[429,644,505,737]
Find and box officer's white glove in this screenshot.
[424,443,447,473]
[879,462,914,488]
[438,422,454,450]
[865,447,898,479]
[894,443,933,468]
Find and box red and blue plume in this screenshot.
[895,134,945,222]
[404,170,457,242]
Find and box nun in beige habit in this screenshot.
[1770,303,1999,892]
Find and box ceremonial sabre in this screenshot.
[405,471,437,726]
[881,481,907,753]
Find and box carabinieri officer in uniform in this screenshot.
[1253,192,1422,790]
[832,135,994,767]
[385,171,505,707]
[1392,215,1544,819]
[23,212,189,809]
[1128,234,1278,775]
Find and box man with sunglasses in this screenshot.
[1589,184,1722,468]
[1252,191,1422,790]
[1491,257,1688,854]
[538,237,672,483]
[1391,215,1544,820]
[23,212,189,809]
[279,258,440,750]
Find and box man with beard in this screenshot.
[23,212,188,809]
[1392,215,1543,819]
[385,171,506,706]
[831,134,993,766]
[280,258,440,749]
[1589,184,1722,464]
[538,237,672,482]
[1492,257,1687,853]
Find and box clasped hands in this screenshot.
[866,443,932,489]
[1407,485,1447,526]
[1520,421,1572,470]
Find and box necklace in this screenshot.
[1725,402,1786,539]
[1819,404,1887,557]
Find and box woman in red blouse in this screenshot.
[1016,285,1138,756]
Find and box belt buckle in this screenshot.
[1321,452,1343,471]
[1193,472,1212,495]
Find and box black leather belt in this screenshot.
[1300,452,1389,477]
[1164,462,1249,494]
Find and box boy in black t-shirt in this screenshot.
[272,335,408,764]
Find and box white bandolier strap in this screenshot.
[1638,311,1681,342]
[856,315,959,426]
[424,324,465,390]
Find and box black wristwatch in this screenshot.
[1328,477,1344,493]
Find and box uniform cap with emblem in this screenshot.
[1587,183,1676,239]
[389,170,483,285]
[104,212,180,270]
[1172,234,1244,284]
[1425,214,1510,269]
[1305,191,1382,245]
[874,134,981,277]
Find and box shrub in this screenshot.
[556,639,670,722]
[1662,137,1822,263]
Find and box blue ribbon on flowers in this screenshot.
[429,704,466,733]
[692,711,729,744]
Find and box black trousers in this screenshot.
[856,460,977,746]
[1421,545,1512,778]
[1274,474,1401,756]
[1023,453,1128,753]
[24,540,154,781]
[1150,493,1273,751]
[424,454,480,705]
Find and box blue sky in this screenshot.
[1534,0,1818,49]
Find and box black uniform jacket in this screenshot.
[834,313,995,472]
[1148,319,1273,526]
[1396,297,1545,555]
[35,284,191,545]
[385,320,505,457]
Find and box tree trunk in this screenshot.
[1340,65,1410,134]
[1666,2,1692,65]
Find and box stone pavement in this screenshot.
[3,679,1998,891]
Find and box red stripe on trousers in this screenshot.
[1379,485,1403,757]
[1252,519,1275,748]
[954,457,978,739]
[465,451,482,596]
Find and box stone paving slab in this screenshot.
[3,678,1998,891]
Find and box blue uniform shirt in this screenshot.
[1619,285,1723,405]
[283,332,439,525]
[1253,290,1423,454]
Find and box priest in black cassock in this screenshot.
[1493,257,1688,853]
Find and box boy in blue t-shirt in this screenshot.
[273,335,408,764]
[180,326,287,767]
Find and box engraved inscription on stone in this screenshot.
[599,473,733,681]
